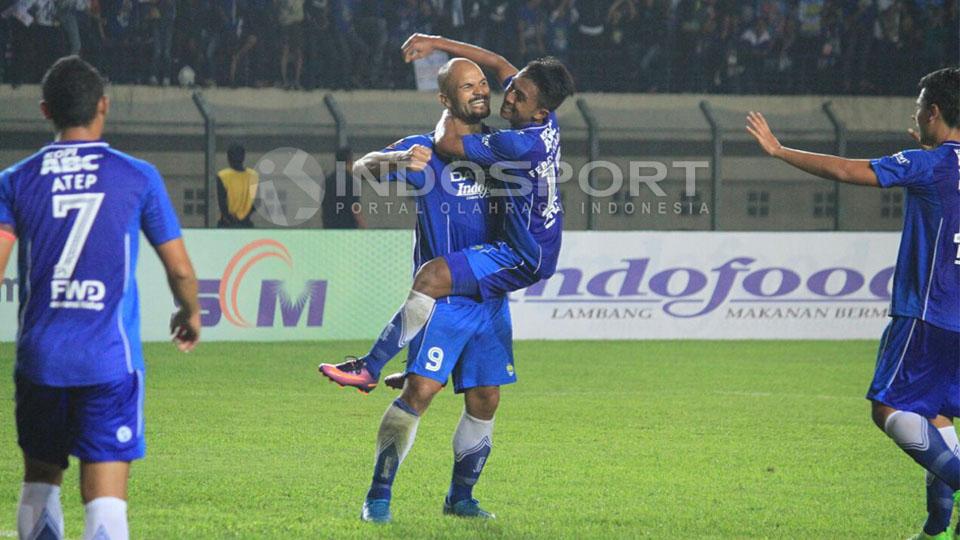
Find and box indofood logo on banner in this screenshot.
[518,257,893,319]
[507,232,901,340]
[196,239,326,329]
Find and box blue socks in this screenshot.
[448,411,494,504]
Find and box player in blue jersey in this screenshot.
[321,34,573,395]
[321,57,513,522]
[0,56,200,540]
[747,67,960,540]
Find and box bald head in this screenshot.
[435,57,491,123]
[437,58,483,98]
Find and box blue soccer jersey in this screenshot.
[870,140,960,332]
[383,134,499,283]
[460,77,564,278]
[0,140,182,387]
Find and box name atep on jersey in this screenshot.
[0,141,182,387]
[44,147,107,310]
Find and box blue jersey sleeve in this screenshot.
[381,135,430,189]
[0,170,14,228]
[462,130,538,167]
[870,148,939,188]
[139,164,182,246]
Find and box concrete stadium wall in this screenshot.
[0,85,916,231]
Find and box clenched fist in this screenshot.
[399,144,432,172]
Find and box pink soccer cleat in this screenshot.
[319,356,378,394]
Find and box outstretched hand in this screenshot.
[746,111,783,158]
[401,33,438,63]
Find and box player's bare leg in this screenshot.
[362,375,444,523]
[80,461,131,540]
[320,258,453,392]
[445,386,499,519]
[18,456,65,539]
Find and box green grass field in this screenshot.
[0,340,948,538]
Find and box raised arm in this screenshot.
[402,34,518,86]
[747,111,879,187]
[352,145,432,181]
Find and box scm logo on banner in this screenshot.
[196,239,326,329]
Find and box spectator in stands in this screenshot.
[56,0,88,56]
[322,148,366,229]
[217,143,259,228]
[387,0,433,89]
[278,0,304,89]
[841,0,876,94]
[631,0,668,92]
[544,0,575,65]
[227,0,260,87]
[673,0,710,92]
[794,0,822,93]
[739,15,772,94]
[572,0,610,91]
[355,0,387,88]
[148,0,176,85]
[303,0,336,88]
[517,0,546,65]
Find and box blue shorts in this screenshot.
[15,370,146,469]
[445,241,541,300]
[866,317,960,418]
[406,296,515,393]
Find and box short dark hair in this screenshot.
[227,142,246,168]
[41,56,105,130]
[919,67,959,128]
[523,57,575,112]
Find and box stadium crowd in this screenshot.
[0,0,956,95]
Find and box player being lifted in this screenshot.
[321,34,574,392]
[326,55,519,523]
[747,67,960,540]
[0,56,200,540]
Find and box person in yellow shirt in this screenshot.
[217,143,259,228]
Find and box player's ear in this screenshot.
[533,106,549,124]
[927,103,941,124]
[438,92,450,109]
[39,101,52,120]
[99,95,110,118]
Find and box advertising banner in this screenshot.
[509,232,900,340]
[0,230,414,342]
[0,230,901,342]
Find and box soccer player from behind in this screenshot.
[325,57,513,522]
[746,67,960,540]
[0,56,200,540]
[321,34,573,391]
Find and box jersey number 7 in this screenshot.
[52,193,105,279]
